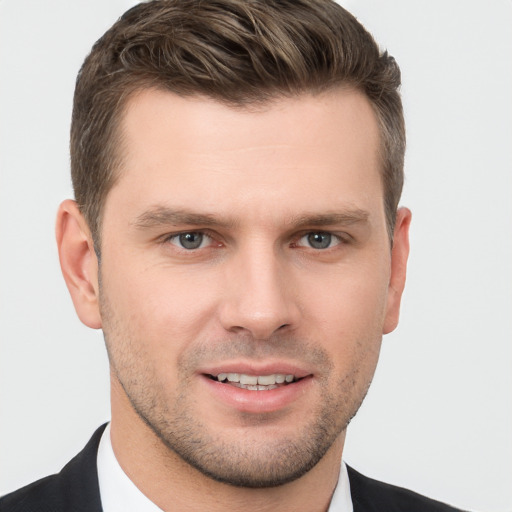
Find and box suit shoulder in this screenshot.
[0,474,66,512]
[347,465,468,512]
[0,425,106,512]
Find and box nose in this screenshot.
[218,245,301,340]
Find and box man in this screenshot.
[1,1,465,510]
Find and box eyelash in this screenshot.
[162,230,349,252]
[165,231,217,251]
[293,232,344,250]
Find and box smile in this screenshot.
[201,368,313,413]
[209,373,299,391]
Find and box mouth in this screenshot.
[200,366,314,413]
[207,372,301,391]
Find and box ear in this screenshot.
[56,199,102,329]
[383,207,411,334]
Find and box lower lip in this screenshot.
[200,375,313,414]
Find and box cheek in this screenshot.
[304,262,389,326]
[101,262,223,352]
[299,261,389,363]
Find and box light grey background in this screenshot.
[1,1,511,511]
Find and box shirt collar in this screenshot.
[97,423,353,512]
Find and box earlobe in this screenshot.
[56,199,102,329]
[383,207,412,334]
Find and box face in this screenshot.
[72,88,409,487]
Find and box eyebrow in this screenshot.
[133,207,236,229]
[133,206,369,230]
[287,210,369,228]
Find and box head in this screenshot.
[58,0,411,492]
[70,0,405,248]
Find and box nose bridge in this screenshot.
[219,240,299,339]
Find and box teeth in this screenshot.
[239,374,258,385]
[215,373,296,387]
[257,375,276,385]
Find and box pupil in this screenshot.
[308,232,331,249]
[179,232,203,249]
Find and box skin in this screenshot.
[56,88,411,512]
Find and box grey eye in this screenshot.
[307,232,332,249]
[177,232,205,249]
[296,232,342,250]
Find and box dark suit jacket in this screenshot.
[1,424,465,512]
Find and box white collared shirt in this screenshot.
[97,423,353,512]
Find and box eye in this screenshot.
[297,232,341,250]
[168,232,211,250]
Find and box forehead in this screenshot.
[105,88,383,226]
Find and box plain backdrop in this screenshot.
[1,1,511,511]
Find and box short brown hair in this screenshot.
[71,0,405,244]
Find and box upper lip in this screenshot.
[198,361,313,379]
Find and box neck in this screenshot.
[110,383,345,512]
